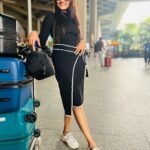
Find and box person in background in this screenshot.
[94,37,104,67]
[143,40,150,66]
[28,0,99,150]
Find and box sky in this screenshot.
[117,2,150,29]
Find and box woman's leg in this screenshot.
[62,114,80,149]
[144,55,147,66]
[73,106,97,149]
[63,115,73,135]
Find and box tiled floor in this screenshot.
[35,57,150,150]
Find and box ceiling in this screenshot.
[97,0,129,39]
[1,0,129,38]
[2,0,54,32]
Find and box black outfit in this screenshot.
[39,12,86,116]
[94,40,104,53]
[144,43,150,64]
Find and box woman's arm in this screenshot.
[28,31,41,50]
[28,13,54,50]
[39,13,54,48]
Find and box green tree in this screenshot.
[111,17,150,56]
[139,17,150,45]
[121,23,139,47]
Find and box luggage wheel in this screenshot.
[29,137,41,150]
[24,112,37,123]
[33,100,40,107]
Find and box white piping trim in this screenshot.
[53,48,74,54]
[54,43,77,48]
[73,105,83,108]
[65,115,73,117]
[71,56,80,116]
[53,48,80,116]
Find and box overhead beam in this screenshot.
[3,0,54,11]
[4,8,27,29]
[31,2,54,11]
[111,1,129,30]
[4,6,37,33]
[4,3,36,20]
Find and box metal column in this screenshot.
[97,16,102,39]
[37,19,41,33]
[89,0,97,47]
[0,0,3,13]
[27,0,32,35]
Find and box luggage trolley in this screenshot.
[0,58,41,150]
[29,81,41,150]
[0,13,41,150]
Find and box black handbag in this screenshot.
[25,51,55,80]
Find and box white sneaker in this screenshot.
[61,132,79,149]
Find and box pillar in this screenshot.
[0,0,3,13]
[27,0,32,35]
[37,19,41,33]
[89,0,97,47]
[75,0,87,41]
[97,16,102,38]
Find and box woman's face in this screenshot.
[56,0,71,10]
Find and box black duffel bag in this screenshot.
[25,51,55,80]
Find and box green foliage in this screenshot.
[112,17,150,51]
[139,17,150,44]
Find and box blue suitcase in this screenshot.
[0,57,33,113]
[0,57,30,82]
[0,79,33,113]
[0,135,32,150]
[0,98,35,142]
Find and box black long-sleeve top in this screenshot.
[39,12,80,48]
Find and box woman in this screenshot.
[29,0,99,149]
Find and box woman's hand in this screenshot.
[28,31,41,50]
[74,40,86,56]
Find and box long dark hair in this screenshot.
[54,0,80,43]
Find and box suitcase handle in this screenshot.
[0,78,33,88]
[0,98,10,102]
[0,69,10,73]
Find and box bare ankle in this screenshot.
[63,131,69,136]
[88,142,97,149]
